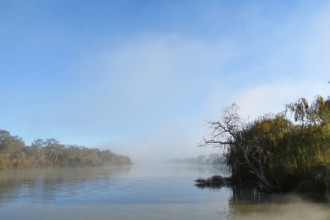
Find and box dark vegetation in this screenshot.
[195,175,231,188]
[0,130,132,169]
[200,95,330,198]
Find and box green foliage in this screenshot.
[203,96,330,195]
[0,130,132,169]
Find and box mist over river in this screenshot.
[0,164,328,220]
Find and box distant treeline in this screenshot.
[168,153,225,164]
[0,130,132,168]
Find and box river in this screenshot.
[0,164,328,220]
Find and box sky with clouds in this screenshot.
[1,0,330,162]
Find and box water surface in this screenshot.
[0,164,329,220]
[0,164,231,220]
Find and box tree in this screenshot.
[0,131,132,168]
[202,97,330,193]
[0,130,24,154]
[201,104,282,191]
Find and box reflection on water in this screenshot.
[228,184,330,220]
[0,164,328,220]
[229,196,330,220]
[0,166,131,206]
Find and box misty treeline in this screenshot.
[202,95,330,195]
[168,153,225,164]
[0,130,132,168]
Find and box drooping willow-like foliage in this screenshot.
[202,96,330,193]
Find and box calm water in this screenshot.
[0,164,329,220]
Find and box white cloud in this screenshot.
[234,80,329,120]
[62,35,237,122]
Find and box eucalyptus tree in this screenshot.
[0,130,25,154]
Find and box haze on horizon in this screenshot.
[1,0,330,163]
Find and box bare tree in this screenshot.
[201,104,281,191]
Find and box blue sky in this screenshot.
[1,0,330,162]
